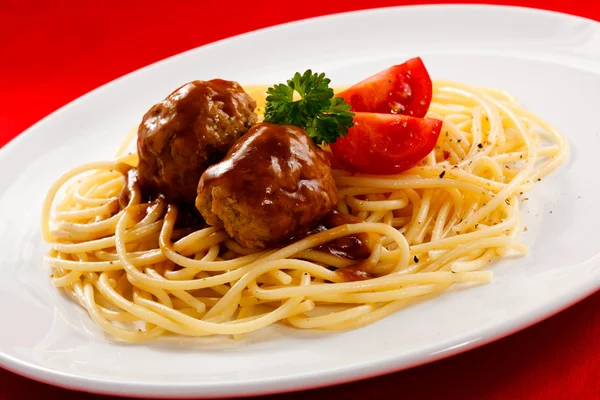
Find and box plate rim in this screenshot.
[1,3,599,160]
[1,4,599,398]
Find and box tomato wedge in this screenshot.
[337,57,433,118]
[329,113,442,174]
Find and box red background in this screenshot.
[1,1,599,399]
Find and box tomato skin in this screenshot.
[329,113,442,174]
[337,57,433,118]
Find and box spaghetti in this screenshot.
[41,80,567,342]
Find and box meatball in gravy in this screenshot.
[137,79,257,204]
[196,123,338,248]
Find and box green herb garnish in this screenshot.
[264,70,354,145]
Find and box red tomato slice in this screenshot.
[337,57,433,118]
[329,113,442,174]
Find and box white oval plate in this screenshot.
[1,5,599,398]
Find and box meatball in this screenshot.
[137,79,257,204]
[196,123,338,248]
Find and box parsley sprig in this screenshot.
[264,70,354,145]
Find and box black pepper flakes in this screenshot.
[439,171,446,178]
[477,143,483,149]
[414,256,419,263]
[505,199,511,205]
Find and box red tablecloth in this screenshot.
[1,1,599,399]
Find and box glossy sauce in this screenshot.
[137,79,257,204]
[175,205,206,228]
[311,210,377,282]
[199,123,332,208]
[119,168,139,209]
[119,168,203,227]
[197,123,338,248]
[336,263,374,281]
[130,204,149,224]
[316,210,372,260]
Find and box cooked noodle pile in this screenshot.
[42,81,567,341]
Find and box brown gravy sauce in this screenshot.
[336,263,373,282]
[120,175,373,281]
[119,168,204,228]
[315,210,373,261]
[118,168,139,209]
[312,210,376,282]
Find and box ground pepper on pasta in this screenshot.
[41,80,567,342]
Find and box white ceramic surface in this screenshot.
[0,5,599,398]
